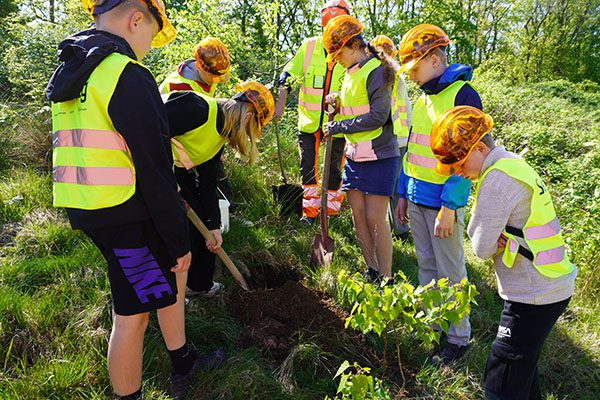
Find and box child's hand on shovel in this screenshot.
[206,229,223,253]
[323,93,340,138]
[325,93,340,114]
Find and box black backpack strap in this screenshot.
[504,225,534,262]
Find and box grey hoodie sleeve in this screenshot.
[467,170,520,259]
[327,65,391,135]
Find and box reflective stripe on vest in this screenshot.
[391,73,410,142]
[296,36,345,133]
[159,66,215,97]
[51,52,136,210]
[339,57,383,144]
[170,92,226,169]
[405,80,468,184]
[475,158,575,279]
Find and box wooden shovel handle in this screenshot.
[320,111,336,235]
[186,208,250,291]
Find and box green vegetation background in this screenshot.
[0,0,599,398]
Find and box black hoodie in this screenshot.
[46,29,190,260]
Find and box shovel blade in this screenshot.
[310,233,335,267]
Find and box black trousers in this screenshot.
[175,162,219,293]
[185,218,216,292]
[298,131,345,189]
[484,297,570,400]
[216,157,234,206]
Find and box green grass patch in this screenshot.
[1,76,599,398]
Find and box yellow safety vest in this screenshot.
[170,92,225,169]
[52,52,136,210]
[475,158,575,279]
[159,64,216,97]
[405,80,467,184]
[284,36,345,133]
[339,57,383,144]
[391,73,410,143]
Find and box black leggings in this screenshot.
[484,297,570,400]
[298,131,345,189]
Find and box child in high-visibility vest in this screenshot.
[162,83,274,299]
[430,106,577,400]
[159,37,232,299]
[45,1,223,399]
[323,16,400,279]
[159,37,231,96]
[395,24,482,364]
[370,35,411,240]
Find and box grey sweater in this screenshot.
[467,146,577,305]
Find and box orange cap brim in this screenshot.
[399,57,420,74]
[326,50,339,63]
[434,161,459,176]
[151,17,176,47]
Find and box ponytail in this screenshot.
[365,40,398,85]
[346,35,398,86]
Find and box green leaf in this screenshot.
[335,360,351,378]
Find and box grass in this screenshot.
[1,81,599,398]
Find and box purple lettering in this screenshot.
[136,284,174,304]
[121,260,160,277]
[114,246,173,303]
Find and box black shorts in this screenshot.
[85,221,178,316]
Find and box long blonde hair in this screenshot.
[217,99,260,164]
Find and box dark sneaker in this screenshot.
[432,342,468,365]
[372,274,394,287]
[169,355,201,400]
[299,216,315,226]
[169,349,226,400]
[363,268,378,282]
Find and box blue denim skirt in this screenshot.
[342,156,400,197]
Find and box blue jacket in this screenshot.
[397,64,482,210]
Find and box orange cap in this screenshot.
[321,0,351,27]
[398,24,449,73]
[430,106,494,176]
[82,0,176,47]
[323,15,363,63]
[193,37,231,84]
[370,34,398,58]
[234,81,275,132]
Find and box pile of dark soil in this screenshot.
[227,264,365,363]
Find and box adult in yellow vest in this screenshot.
[323,16,400,280]
[163,82,274,297]
[394,24,482,364]
[46,0,225,399]
[370,34,411,240]
[273,0,350,225]
[431,106,577,400]
[159,37,230,96]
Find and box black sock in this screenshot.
[118,388,142,400]
[168,343,196,375]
